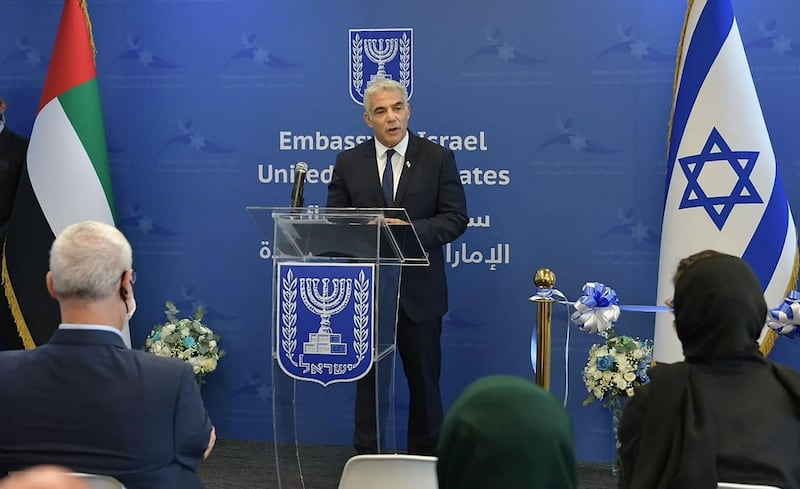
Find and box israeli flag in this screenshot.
[654,0,798,363]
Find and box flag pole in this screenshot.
[533,268,556,390]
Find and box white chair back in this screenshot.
[338,454,438,489]
[69,472,126,489]
[717,483,781,489]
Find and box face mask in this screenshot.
[125,296,137,322]
[121,296,135,349]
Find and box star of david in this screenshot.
[678,127,762,230]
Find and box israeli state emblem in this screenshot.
[276,263,375,386]
[349,28,413,105]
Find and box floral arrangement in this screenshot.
[571,282,653,408]
[144,301,225,383]
[582,330,653,407]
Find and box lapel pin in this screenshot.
[405,161,411,168]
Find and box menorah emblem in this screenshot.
[300,277,353,334]
[364,37,399,82]
[349,28,413,105]
[278,263,375,385]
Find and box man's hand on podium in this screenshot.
[383,218,409,225]
[366,217,409,225]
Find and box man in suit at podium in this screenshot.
[327,78,468,455]
[0,221,215,489]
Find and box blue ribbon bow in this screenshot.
[570,282,620,335]
[767,290,800,338]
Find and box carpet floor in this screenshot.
[198,439,616,488]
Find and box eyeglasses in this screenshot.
[664,296,674,310]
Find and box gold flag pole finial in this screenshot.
[533,268,556,391]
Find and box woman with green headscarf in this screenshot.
[437,375,577,489]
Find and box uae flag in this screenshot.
[1,0,116,348]
[653,0,798,362]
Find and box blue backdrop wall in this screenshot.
[4,0,800,463]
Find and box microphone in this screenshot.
[290,162,308,208]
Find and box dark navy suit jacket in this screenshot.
[0,126,28,350]
[327,131,468,322]
[0,328,212,489]
[0,125,27,227]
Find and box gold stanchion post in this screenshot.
[533,268,556,390]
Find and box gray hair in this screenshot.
[363,78,408,115]
[49,220,132,301]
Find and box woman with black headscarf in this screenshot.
[619,251,800,489]
[437,375,577,489]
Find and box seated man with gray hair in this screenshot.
[0,220,215,489]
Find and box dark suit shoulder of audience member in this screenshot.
[437,375,577,489]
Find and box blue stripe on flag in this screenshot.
[742,171,790,289]
[666,0,734,189]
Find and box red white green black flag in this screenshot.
[2,0,117,348]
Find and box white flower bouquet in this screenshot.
[144,301,225,383]
[583,330,653,408]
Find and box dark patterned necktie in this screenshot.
[382,148,395,206]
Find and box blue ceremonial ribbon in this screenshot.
[527,285,671,313]
[767,290,800,338]
[620,305,672,313]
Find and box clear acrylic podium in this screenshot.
[247,206,429,489]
